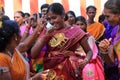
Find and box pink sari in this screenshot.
[81,36,104,80]
[20,25,33,36]
[44,25,104,80]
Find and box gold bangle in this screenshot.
[37,31,40,35]
[25,30,29,34]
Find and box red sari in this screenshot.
[44,26,87,80]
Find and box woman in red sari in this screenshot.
[31,3,94,80]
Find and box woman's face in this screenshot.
[76,21,86,31]
[41,8,48,15]
[30,15,37,29]
[67,13,75,25]
[24,15,30,24]
[87,8,96,19]
[104,8,120,26]
[47,11,65,30]
[14,12,24,26]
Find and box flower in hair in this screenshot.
[0,20,2,28]
[0,6,3,12]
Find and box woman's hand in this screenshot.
[26,16,35,28]
[37,13,47,30]
[43,26,57,41]
[99,38,112,53]
[31,70,49,80]
[78,58,89,69]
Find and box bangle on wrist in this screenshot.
[101,50,108,55]
[37,31,40,35]
[25,30,29,34]
[84,58,89,62]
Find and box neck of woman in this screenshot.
[87,19,95,25]
[4,48,13,58]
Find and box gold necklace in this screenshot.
[7,51,12,58]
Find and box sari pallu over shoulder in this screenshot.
[0,48,29,80]
[44,25,86,59]
[43,25,86,80]
[47,25,86,51]
[11,48,30,80]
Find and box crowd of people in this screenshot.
[0,0,120,80]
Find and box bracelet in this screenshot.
[84,58,89,62]
[37,31,40,35]
[101,50,108,55]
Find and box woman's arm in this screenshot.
[0,67,11,80]
[17,14,47,53]
[20,25,31,42]
[21,16,35,42]
[30,34,47,59]
[80,36,93,61]
[17,23,44,53]
[78,36,93,68]
[99,39,115,66]
[31,27,55,59]
[99,38,115,65]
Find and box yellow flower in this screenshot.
[0,6,3,11]
[0,21,2,28]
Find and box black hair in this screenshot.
[47,3,65,15]
[40,4,49,11]
[86,5,97,12]
[98,14,105,23]
[2,15,10,21]
[24,13,30,17]
[16,11,25,17]
[104,0,120,14]
[0,20,20,51]
[75,16,87,26]
[32,13,42,21]
[64,11,76,21]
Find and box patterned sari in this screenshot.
[113,28,120,78]
[29,28,47,76]
[44,25,104,80]
[79,36,104,80]
[0,48,29,80]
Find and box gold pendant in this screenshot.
[49,33,65,47]
[47,69,56,80]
